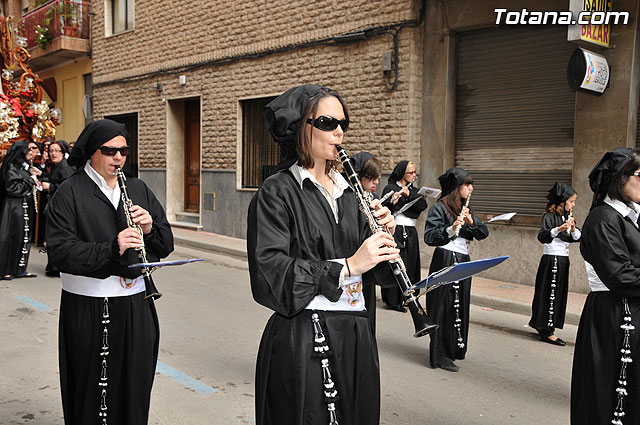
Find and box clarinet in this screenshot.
[337,146,438,337]
[454,192,472,237]
[115,167,162,301]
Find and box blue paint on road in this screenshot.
[156,361,218,394]
[14,295,52,312]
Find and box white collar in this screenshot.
[289,162,350,193]
[604,195,640,226]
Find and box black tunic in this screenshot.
[43,159,74,273]
[0,163,35,277]
[380,182,427,306]
[571,203,640,425]
[423,201,488,365]
[47,171,174,425]
[529,212,579,334]
[247,169,380,425]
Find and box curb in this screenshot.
[174,237,247,259]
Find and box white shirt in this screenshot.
[289,163,366,312]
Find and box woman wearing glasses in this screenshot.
[248,85,398,425]
[424,167,488,372]
[40,140,74,276]
[571,148,640,425]
[0,140,39,279]
[379,161,427,312]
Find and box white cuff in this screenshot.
[550,228,559,238]
[571,228,581,240]
[446,225,456,238]
[329,258,346,288]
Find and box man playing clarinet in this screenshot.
[47,119,174,425]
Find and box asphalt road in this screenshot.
[0,246,577,425]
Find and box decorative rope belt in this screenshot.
[311,312,339,425]
[452,252,464,349]
[99,297,110,424]
[17,199,29,268]
[612,297,634,425]
[547,257,558,328]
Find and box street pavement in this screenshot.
[0,237,580,425]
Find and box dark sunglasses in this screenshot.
[306,116,349,132]
[99,146,129,156]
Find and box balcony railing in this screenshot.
[21,0,90,50]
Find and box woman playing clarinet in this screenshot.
[423,167,488,372]
[529,182,579,346]
[380,160,427,312]
[571,147,640,425]
[247,85,398,425]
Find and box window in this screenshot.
[107,0,133,34]
[241,97,278,188]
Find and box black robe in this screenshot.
[47,171,174,425]
[529,212,579,334]
[423,201,488,365]
[247,169,380,425]
[0,163,35,277]
[43,159,75,274]
[571,203,640,425]
[380,182,427,307]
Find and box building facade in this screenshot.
[90,0,640,293]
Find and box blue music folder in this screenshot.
[128,258,204,268]
[409,256,509,292]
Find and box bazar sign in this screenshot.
[567,0,613,47]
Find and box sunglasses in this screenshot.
[99,146,129,156]
[29,146,39,151]
[306,116,349,132]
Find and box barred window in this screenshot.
[241,97,278,188]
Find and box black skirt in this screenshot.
[529,255,570,331]
[571,292,640,425]
[59,290,160,425]
[425,247,471,364]
[255,309,380,425]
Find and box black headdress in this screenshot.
[438,167,468,199]
[68,119,130,169]
[351,151,373,175]
[588,147,633,209]
[388,160,409,185]
[546,182,576,209]
[0,140,30,205]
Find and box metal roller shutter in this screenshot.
[455,26,577,217]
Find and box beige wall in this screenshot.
[38,58,91,143]
[91,0,425,171]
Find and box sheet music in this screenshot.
[418,186,441,198]
[487,212,517,223]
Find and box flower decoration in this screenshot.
[35,25,52,50]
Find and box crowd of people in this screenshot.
[1,85,639,425]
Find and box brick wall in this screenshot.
[92,0,425,171]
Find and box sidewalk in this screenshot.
[172,227,586,326]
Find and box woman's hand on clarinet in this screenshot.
[462,206,474,225]
[129,205,153,234]
[452,215,465,234]
[347,232,399,276]
[370,199,396,234]
[557,221,571,233]
[117,227,143,256]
